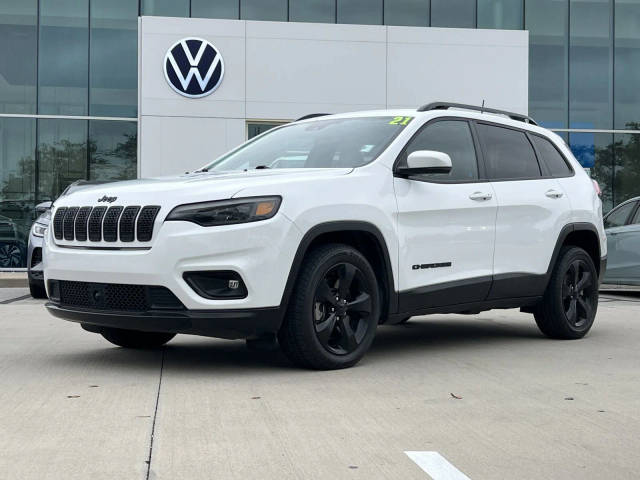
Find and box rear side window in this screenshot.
[604,202,636,228]
[478,123,541,180]
[397,120,479,182]
[530,135,572,177]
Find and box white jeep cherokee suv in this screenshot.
[44,102,606,370]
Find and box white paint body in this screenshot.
[44,109,606,313]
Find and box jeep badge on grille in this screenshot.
[97,195,117,203]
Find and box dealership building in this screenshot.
[1,0,639,269]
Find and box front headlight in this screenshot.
[166,196,281,227]
[32,222,48,237]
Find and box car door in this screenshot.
[603,200,640,283]
[476,122,573,299]
[393,118,497,312]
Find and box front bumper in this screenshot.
[46,302,281,339]
[44,214,301,310]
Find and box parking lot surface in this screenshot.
[1,290,639,479]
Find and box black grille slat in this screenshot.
[119,206,140,242]
[53,208,67,240]
[103,206,124,242]
[74,207,92,241]
[63,207,79,241]
[58,281,183,311]
[88,206,107,242]
[137,206,160,242]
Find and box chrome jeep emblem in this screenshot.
[98,195,118,203]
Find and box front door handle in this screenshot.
[469,191,492,201]
[545,189,564,199]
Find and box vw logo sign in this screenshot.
[163,37,224,98]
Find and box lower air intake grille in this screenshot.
[57,281,183,311]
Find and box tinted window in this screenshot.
[384,0,429,27]
[431,0,476,28]
[141,0,189,17]
[530,135,572,177]
[398,120,478,182]
[604,202,636,228]
[290,0,335,23]
[191,0,239,19]
[241,0,287,21]
[478,0,523,30]
[631,204,640,225]
[337,0,383,25]
[478,124,541,180]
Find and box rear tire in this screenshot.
[100,327,175,349]
[29,280,47,299]
[278,243,380,370]
[534,246,599,339]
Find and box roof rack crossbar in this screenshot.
[295,113,331,122]
[417,102,537,126]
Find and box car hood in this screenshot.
[52,168,353,209]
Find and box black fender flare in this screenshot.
[545,222,602,278]
[278,221,398,317]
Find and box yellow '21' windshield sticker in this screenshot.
[389,116,413,126]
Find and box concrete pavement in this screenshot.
[1,291,639,479]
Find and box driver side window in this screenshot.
[398,120,479,182]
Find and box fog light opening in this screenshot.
[183,271,248,300]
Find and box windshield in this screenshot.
[204,116,413,171]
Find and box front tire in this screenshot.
[100,327,175,349]
[278,243,380,370]
[534,246,599,339]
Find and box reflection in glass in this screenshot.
[37,119,87,202]
[569,0,612,130]
[141,0,189,17]
[526,0,568,129]
[0,0,37,114]
[431,0,476,28]
[384,0,429,27]
[90,0,137,117]
[290,0,335,23]
[241,0,287,21]
[337,0,383,25]
[615,0,640,129]
[0,118,36,268]
[572,132,614,211]
[247,122,286,139]
[613,133,640,208]
[89,121,137,181]
[39,0,89,115]
[477,0,522,30]
[191,0,239,19]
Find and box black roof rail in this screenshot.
[417,102,538,126]
[295,113,331,121]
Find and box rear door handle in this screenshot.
[545,189,564,199]
[469,191,492,201]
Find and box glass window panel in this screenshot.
[37,119,87,202]
[141,0,189,17]
[398,121,479,181]
[90,0,137,117]
[39,0,89,115]
[384,0,429,27]
[615,0,640,130]
[530,134,572,177]
[604,200,635,227]
[241,0,287,21]
[431,0,476,28]
[0,117,36,268]
[613,133,640,208]
[478,123,541,180]
[477,0,522,30]
[191,0,239,19]
[89,121,137,181]
[337,0,383,25]
[0,1,37,114]
[247,122,287,140]
[290,0,335,23]
[572,132,614,211]
[526,0,568,129]
[570,0,613,130]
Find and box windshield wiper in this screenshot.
[193,167,209,173]
[254,165,270,169]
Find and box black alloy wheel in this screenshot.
[534,246,599,339]
[562,258,595,328]
[313,263,373,356]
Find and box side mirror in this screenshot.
[35,201,52,214]
[396,150,452,177]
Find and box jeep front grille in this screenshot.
[53,205,160,243]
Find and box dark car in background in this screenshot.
[0,214,26,269]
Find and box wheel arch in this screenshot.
[547,223,603,278]
[279,221,397,322]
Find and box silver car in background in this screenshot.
[602,196,640,286]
